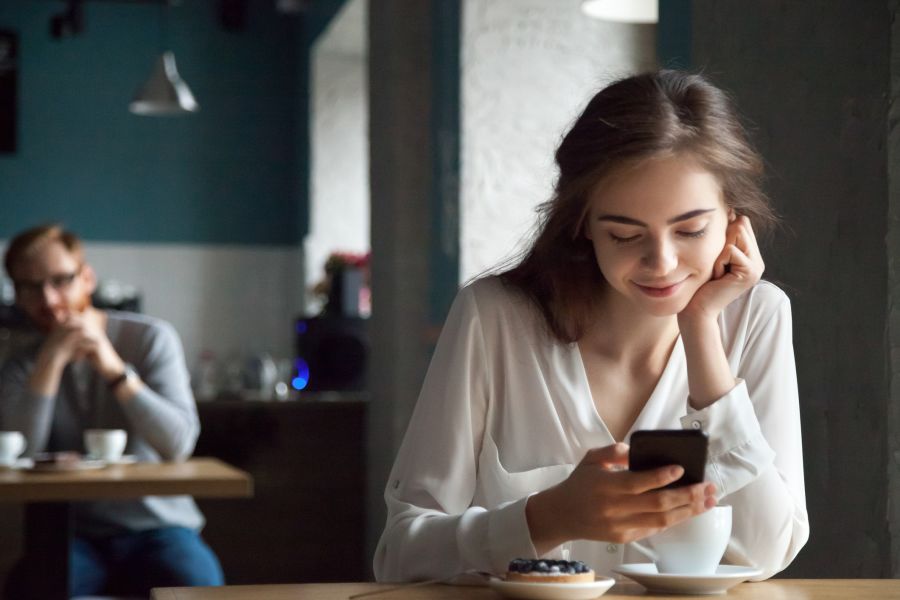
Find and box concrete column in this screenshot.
[366,0,448,572]
[889,0,900,579]
[693,0,893,577]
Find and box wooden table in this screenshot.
[151,580,900,600]
[0,457,253,600]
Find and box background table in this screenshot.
[0,457,252,600]
[151,580,900,600]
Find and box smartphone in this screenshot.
[628,429,708,488]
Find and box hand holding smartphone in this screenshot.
[628,429,708,488]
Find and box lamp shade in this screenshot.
[129,51,199,116]
[581,0,658,23]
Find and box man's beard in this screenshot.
[72,293,91,313]
[35,293,92,332]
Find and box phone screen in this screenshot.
[628,429,708,488]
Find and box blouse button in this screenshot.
[606,544,618,553]
[393,479,400,489]
[691,420,702,430]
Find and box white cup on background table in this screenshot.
[84,429,128,462]
[0,431,25,467]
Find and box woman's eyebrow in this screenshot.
[596,208,717,227]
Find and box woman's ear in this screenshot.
[728,208,737,223]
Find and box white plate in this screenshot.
[489,577,615,600]
[613,564,763,595]
[0,458,34,471]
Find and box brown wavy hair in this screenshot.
[499,70,776,344]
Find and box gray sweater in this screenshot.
[0,311,205,537]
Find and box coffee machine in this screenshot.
[294,315,368,392]
[293,266,369,392]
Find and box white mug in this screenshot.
[632,505,732,574]
[84,429,128,462]
[0,431,26,467]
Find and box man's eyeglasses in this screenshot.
[13,269,81,297]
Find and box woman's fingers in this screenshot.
[712,244,732,279]
[724,244,764,284]
[606,482,715,516]
[593,490,715,544]
[609,465,685,494]
[579,443,629,469]
[617,500,711,536]
[738,216,760,253]
[715,243,761,284]
[733,217,764,271]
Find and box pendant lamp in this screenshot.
[129,1,199,116]
[129,51,199,115]
[580,0,658,24]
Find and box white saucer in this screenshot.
[613,564,763,595]
[27,458,107,472]
[0,458,34,471]
[94,454,138,466]
[489,577,615,600]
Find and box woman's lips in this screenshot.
[633,279,685,298]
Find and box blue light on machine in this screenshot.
[292,358,310,390]
[296,320,308,334]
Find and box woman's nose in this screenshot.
[641,239,678,275]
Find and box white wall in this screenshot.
[2,241,304,373]
[461,0,657,280]
[306,0,369,314]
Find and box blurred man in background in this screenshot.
[0,224,223,598]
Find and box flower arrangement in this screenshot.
[312,251,371,317]
[323,251,370,273]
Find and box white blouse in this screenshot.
[373,276,808,583]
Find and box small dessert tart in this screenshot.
[506,558,595,583]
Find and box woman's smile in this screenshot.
[631,277,689,298]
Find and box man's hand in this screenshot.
[77,311,126,381]
[29,316,93,398]
[39,319,93,367]
[29,310,126,398]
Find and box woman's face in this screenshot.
[584,154,732,317]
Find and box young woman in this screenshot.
[374,70,808,583]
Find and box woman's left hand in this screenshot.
[681,215,765,321]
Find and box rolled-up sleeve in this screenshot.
[681,290,808,579]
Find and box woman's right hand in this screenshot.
[525,443,717,555]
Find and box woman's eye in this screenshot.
[678,228,707,239]
[608,233,641,244]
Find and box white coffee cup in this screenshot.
[632,505,732,574]
[84,429,128,462]
[0,431,25,467]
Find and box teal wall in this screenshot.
[428,0,460,326]
[658,0,692,68]
[0,0,304,244]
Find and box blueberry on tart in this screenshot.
[506,558,594,583]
